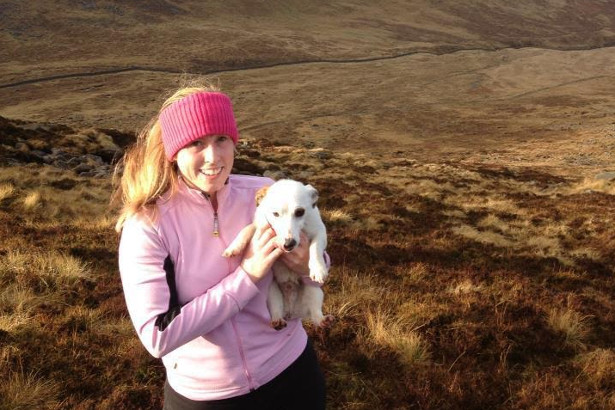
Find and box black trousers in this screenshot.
[163,340,326,410]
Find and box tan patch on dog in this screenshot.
[255,186,270,206]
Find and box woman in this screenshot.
[114,83,327,409]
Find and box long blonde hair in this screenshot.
[112,81,221,232]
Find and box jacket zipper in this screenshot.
[203,192,255,390]
[212,211,220,237]
[232,318,256,391]
[203,193,220,237]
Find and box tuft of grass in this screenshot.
[0,312,31,332]
[365,310,431,366]
[321,208,353,225]
[0,250,90,290]
[22,190,42,210]
[0,370,60,410]
[449,279,482,295]
[325,267,385,321]
[0,182,15,200]
[547,308,590,349]
[0,284,47,330]
[568,178,615,195]
[452,224,514,247]
[406,262,428,281]
[575,348,615,388]
[62,306,103,333]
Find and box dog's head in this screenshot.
[255,179,319,252]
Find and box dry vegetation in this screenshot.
[2,1,615,408]
[0,117,614,409]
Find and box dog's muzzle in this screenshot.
[283,238,297,252]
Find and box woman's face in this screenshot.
[175,135,235,196]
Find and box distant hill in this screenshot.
[2,0,615,80]
[1,1,615,162]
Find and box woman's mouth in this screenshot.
[200,167,223,177]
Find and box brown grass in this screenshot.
[364,310,431,366]
[0,126,614,409]
[0,369,61,410]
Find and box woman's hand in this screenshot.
[241,224,284,283]
[279,232,310,276]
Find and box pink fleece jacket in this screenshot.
[118,175,323,401]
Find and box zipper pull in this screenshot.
[203,192,220,237]
[213,212,220,237]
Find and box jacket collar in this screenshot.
[177,176,231,210]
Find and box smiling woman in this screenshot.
[174,135,235,206]
[111,81,327,409]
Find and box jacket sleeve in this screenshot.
[118,216,260,359]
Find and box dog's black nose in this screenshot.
[283,239,297,251]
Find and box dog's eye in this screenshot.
[294,208,305,217]
[272,212,279,217]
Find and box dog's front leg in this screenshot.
[222,224,256,257]
[308,232,328,284]
[267,279,287,330]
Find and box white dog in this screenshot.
[223,179,332,330]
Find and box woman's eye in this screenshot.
[294,208,305,217]
[190,140,204,147]
[217,136,229,143]
[272,212,279,217]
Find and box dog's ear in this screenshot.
[255,186,270,206]
[306,184,319,208]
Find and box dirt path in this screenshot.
[2,45,608,90]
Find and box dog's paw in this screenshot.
[309,267,328,284]
[222,247,240,258]
[270,318,287,331]
[320,315,335,328]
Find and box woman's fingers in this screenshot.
[263,241,284,263]
[279,231,310,275]
[254,224,277,248]
[241,225,283,283]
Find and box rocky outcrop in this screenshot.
[0,116,134,178]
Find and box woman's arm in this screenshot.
[119,217,278,358]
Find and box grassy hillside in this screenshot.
[1,0,615,408]
[1,117,614,408]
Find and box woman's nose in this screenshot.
[203,144,218,163]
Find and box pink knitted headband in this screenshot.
[159,92,239,161]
